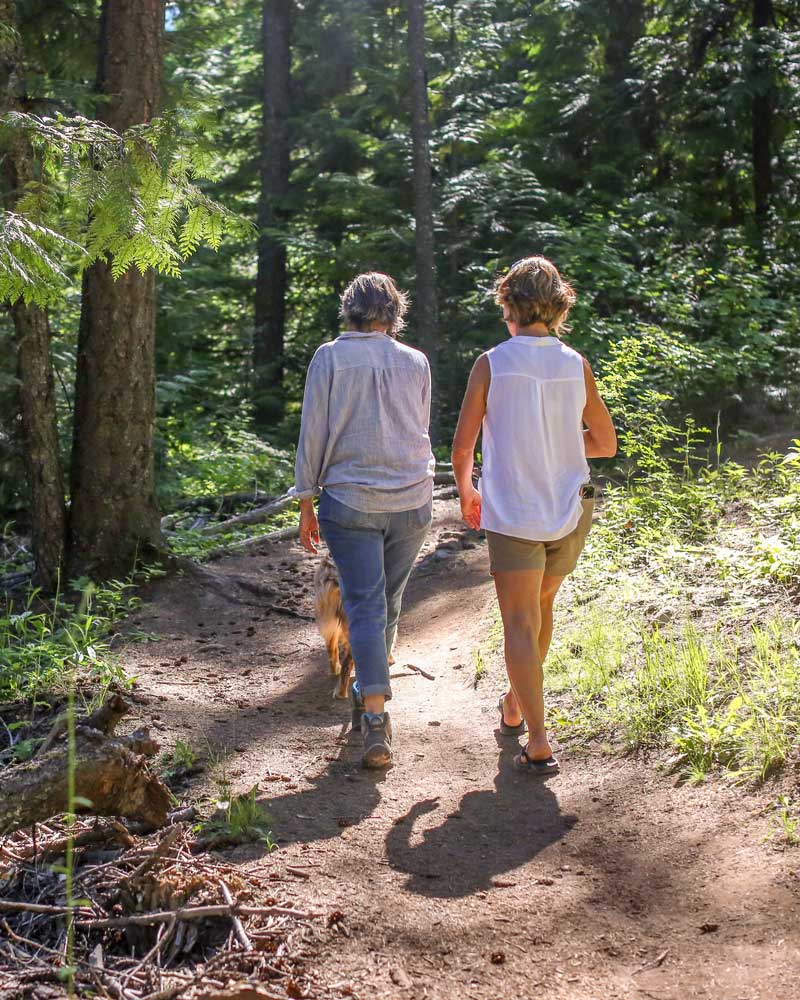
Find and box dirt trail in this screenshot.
[123,500,800,1000]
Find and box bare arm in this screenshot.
[582,358,617,458]
[451,354,490,529]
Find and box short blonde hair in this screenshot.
[340,272,410,335]
[493,256,576,332]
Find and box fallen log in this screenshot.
[198,492,296,537]
[36,692,130,757]
[163,487,277,521]
[0,724,170,836]
[206,524,299,560]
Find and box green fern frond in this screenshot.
[0,108,255,303]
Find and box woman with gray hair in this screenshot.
[293,272,435,768]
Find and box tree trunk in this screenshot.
[12,305,67,587]
[67,0,165,581]
[407,0,439,442]
[752,0,773,229]
[0,0,68,590]
[254,0,292,427]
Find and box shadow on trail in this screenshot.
[254,732,388,849]
[385,750,575,899]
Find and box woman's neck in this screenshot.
[513,322,551,338]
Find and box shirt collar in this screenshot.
[509,335,560,346]
[338,330,393,341]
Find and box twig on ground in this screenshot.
[0,899,95,916]
[265,603,314,621]
[403,662,436,681]
[124,826,182,884]
[219,881,252,952]
[76,903,324,930]
[632,948,670,975]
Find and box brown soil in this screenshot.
[121,500,800,1000]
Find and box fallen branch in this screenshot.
[161,488,279,526]
[219,881,252,952]
[433,485,459,501]
[0,819,134,867]
[265,603,313,621]
[37,693,131,757]
[403,662,436,681]
[0,570,32,592]
[199,493,295,537]
[0,899,95,916]
[76,903,324,930]
[123,826,183,884]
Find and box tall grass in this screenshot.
[548,616,799,784]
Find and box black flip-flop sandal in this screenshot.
[513,747,560,777]
[498,696,527,736]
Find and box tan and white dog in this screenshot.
[314,553,395,699]
[313,554,354,700]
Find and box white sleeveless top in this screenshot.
[479,336,590,541]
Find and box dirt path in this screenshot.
[123,500,800,1000]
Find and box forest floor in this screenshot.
[119,497,800,1000]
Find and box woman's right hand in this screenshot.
[460,486,482,530]
[299,499,320,553]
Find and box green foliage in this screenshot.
[170,738,199,771]
[198,784,276,850]
[746,444,800,587]
[551,616,800,786]
[161,421,293,504]
[0,212,82,305]
[0,111,254,305]
[764,796,800,848]
[0,576,145,701]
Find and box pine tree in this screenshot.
[254,0,292,426]
[67,0,166,580]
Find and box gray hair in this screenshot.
[339,272,410,335]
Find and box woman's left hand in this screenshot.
[299,500,320,553]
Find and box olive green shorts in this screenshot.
[486,499,594,576]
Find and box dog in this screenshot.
[314,553,354,700]
[314,553,395,700]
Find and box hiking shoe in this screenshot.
[361,711,393,769]
[350,681,365,732]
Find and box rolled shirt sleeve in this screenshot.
[291,346,331,500]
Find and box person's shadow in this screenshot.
[251,727,388,851]
[385,750,576,898]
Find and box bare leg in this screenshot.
[504,573,565,725]
[493,569,552,760]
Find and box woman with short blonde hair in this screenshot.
[452,255,616,775]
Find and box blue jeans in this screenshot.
[318,490,432,700]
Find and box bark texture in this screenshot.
[407,0,439,442]
[254,0,292,426]
[0,0,67,589]
[0,695,169,835]
[68,0,165,580]
[0,727,170,835]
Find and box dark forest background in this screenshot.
[1,0,799,586]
